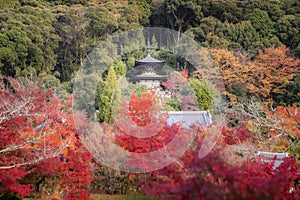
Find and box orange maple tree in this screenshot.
[208,48,254,101]
[245,102,300,152]
[249,45,300,100]
[208,45,300,102]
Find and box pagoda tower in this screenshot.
[130,41,167,88]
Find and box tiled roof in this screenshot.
[254,151,289,169]
[166,111,212,128]
[136,55,164,64]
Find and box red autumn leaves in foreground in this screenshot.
[1,74,299,199]
[114,92,300,199]
[0,77,92,199]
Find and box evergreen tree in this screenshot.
[112,60,127,77]
[189,79,220,111]
[0,0,17,9]
[245,9,275,38]
[98,65,118,123]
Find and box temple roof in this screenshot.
[136,54,164,64]
[135,40,164,66]
[135,72,167,81]
[254,151,289,169]
[166,111,212,128]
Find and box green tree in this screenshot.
[283,0,300,15]
[273,73,300,106]
[98,66,119,123]
[149,0,166,27]
[86,4,118,41]
[239,0,284,21]
[53,5,88,81]
[111,59,127,77]
[200,0,242,23]
[187,16,223,44]
[189,79,220,111]
[44,0,89,6]
[0,0,18,9]
[86,1,146,40]
[220,20,262,54]
[121,83,148,98]
[111,84,122,120]
[275,15,300,50]
[245,9,275,38]
[128,0,152,25]
[163,98,181,111]
[116,1,147,31]
[0,5,60,77]
[151,0,203,33]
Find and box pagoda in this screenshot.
[130,41,167,88]
[128,41,213,128]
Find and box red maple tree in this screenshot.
[111,91,300,199]
[0,76,92,199]
[36,141,92,200]
[141,127,300,200]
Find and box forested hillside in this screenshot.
[1,0,299,105]
[1,0,299,78]
[0,0,300,199]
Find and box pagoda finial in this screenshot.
[147,38,151,56]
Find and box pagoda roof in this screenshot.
[135,54,164,64]
[135,72,167,80]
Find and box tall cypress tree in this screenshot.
[98,65,118,123]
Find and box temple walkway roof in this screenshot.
[166,111,212,128]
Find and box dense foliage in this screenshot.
[0,77,92,199]
[112,92,300,200]
[0,0,299,105]
[0,0,300,199]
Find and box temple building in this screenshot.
[254,151,289,169]
[129,41,212,128]
[130,41,167,88]
[167,111,212,128]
